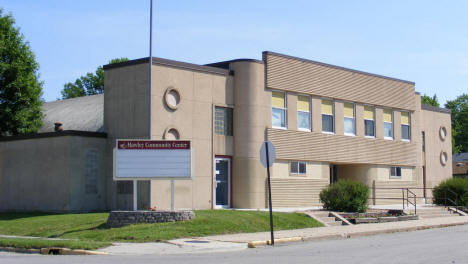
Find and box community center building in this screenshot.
[0,51,453,212]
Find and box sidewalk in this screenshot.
[100,215,468,254]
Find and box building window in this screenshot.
[383,109,393,139]
[401,112,410,141]
[343,102,355,136]
[390,167,402,178]
[321,99,334,133]
[85,149,98,194]
[297,95,310,131]
[290,161,306,175]
[215,106,233,136]
[117,181,133,194]
[364,105,375,137]
[272,91,286,129]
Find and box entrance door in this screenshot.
[215,157,230,208]
[330,165,338,184]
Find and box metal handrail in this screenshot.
[407,188,417,215]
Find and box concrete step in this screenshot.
[419,214,459,219]
[416,210,452,215]
[327,221,343,226]
[321,217,338,223]
[311,211,331,217]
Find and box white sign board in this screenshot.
[114,140,192,180]
[260,141,276,168]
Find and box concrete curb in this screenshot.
[0,246,108,255]
[247,220,468,248]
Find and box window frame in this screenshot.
[290,161,307,175]
[401,111,411,142]
[214,106,233,136]
[364,105,376,138]
[343,101,356,136]
[390,166,402,179]
[383,109,394,140]
[297,94,311,132]
[321,98,335,134]
[272,91,287,129]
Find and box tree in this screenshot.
[0,9,43,136]
[421,94,440,107]
[61,57,128,99]
[445,94,468,153]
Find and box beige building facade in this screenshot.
[0,51,453,211]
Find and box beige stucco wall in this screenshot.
[421,108,453,189]
[104,63,151,210]
[0,135,106,212]
[148,64,229,210]
[231,61,270,208]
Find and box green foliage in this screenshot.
[433,178,468,207]
[445,94,468,153]
[60,57,128,99]
[421,94,440,107]
[0,9,43,136]
[0,211,323,242]
[320,179,370,212]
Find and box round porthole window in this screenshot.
[440,151,448,166]
[439,126,447,141]
[164,127,180,140]
[164,87,181,110]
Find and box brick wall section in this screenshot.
[107,210,195,227]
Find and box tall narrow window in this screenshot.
[343,102,355,135]
[272,91,286,129]
[383,109,393,139]
[364,106,375,137]
[215,107,233,136]
[297,95,310,131]
[401,112,410,141]
[322,99,334,133]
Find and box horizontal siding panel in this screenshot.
[267,178,328,207]
[267,128,418,166]
[265,53,416,111]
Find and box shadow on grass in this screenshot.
[0,212,58,221]
[48,223,110,238]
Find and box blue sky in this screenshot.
[1,0,467,104]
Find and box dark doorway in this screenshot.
[330,165,338,184]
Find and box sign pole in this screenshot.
[170,179,175,211]
[133,180,138,211]
[265,142,275,245]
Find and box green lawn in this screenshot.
[0,238,110,250]
[0,210,322,246]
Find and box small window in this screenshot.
[383,109,393,140]
[364,106,375,137]
[390,167,402,178]
[297,95,310,131]
[401,112,410,141]
[290,161,307,175]
[117,181,133,194]
[215,107,233,136]
[272,91,287,129]
[343,102,355,135]
[321,99,334,133]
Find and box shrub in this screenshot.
[319,180,369,213]
[433,178,468,207]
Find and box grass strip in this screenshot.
[0,237,111,250]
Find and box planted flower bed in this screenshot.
[340,210,418,224]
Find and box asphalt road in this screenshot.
[1,225,468,264]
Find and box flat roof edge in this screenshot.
[421,104,451,113]
[0,130,107,142]
[263,51,415,85]
[104,57,229,76]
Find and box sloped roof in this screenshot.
[39,94,104,133]
[453,153,468,163]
